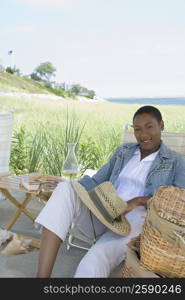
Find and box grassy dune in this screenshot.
[0,72,51,93]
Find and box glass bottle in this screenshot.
[61,142,79,178]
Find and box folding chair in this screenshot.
[0,114,35,230]
[122,124,185,158]
[0,113,13,175]
[67,169,97,251]
[0,112,14,203]
[67,124,185,251]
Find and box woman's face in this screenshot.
[133,112,164,154]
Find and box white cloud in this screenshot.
[3,25,36,34]
[14,0,85,9]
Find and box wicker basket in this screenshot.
[140,200,185,278]
[122,236,160,278]
[152,186,185,226]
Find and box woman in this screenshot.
[35,105,185,277]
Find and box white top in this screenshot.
[114,147,159,202]
[35,147,160,277]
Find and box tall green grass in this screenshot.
[1,94,185,176]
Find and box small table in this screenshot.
[0,173,43,230]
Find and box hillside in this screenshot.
[0,72,51,94]
[0,72,106,103]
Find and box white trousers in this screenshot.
[35,181,145,278]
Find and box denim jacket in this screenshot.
[79,141,185,196]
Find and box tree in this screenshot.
[71,84,82,95]
[87,89,95,99]
[30,72,42,81]
[6,66,21,76]
[35,62,56,82]
[70,84,95,99]
[0,58,4,72]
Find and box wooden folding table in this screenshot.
[0,173,41,230]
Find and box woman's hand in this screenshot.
[115,196,151,221]
[123,196,151,215]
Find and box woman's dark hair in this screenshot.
[133,105,162,123]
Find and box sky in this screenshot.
[0,0,185,98]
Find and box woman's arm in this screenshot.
[78,145,122,190]
[123,196,151,215]
[116,196,151,221]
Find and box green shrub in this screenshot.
[6,66,21,76]
[78,137,100,175]
[10,126,29,174]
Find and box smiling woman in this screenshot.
[132,106,164,159]
[35,105,185,278]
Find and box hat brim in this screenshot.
[71,181,131,236]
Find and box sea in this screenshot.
[106,97,185,106]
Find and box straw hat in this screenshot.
[71,181,131,236]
